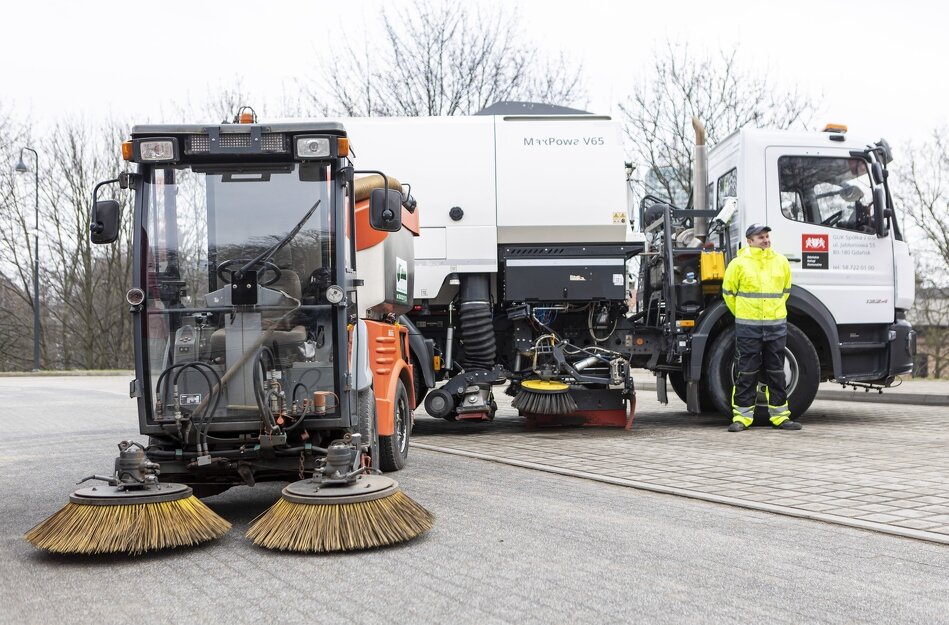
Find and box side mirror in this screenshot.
[369,188,403,232]
[872,186,888,238]
[870,162,885,185]
[90,199,121,244]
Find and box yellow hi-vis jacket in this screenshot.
[722,246,792,324]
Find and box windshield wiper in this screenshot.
[237,199,321,278]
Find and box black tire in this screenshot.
[380,380,410,472]
[357,388,380,469]
[188,484,231,499]
[706,323,820,421]
[667,371,716,412]
[412,356,429,405]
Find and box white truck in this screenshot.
[343,108,916,424]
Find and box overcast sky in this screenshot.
[1,0,946,148]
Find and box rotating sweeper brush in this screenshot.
[511,379,578,415]
[25,441,230,555]
[246,434,433,552]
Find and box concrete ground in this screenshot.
[414,378,949,544]
[1,376,948,625]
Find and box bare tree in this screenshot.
[621,42,817,207]
[0,271,31,370]
[0,113,45,369]
[0,114,134,371]
[899,128,949,276]
[43,119,135,369]
[897,127,949,377]
[313,0,584,117]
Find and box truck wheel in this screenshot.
[412,355,429,405]
[380,380,410,472]
[667,371,716,412]
[706,323,820,421]
[357,388,380,469]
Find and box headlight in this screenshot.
[296,136,331,159]
[133,138,179,163]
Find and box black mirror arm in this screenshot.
[92,178,121,207]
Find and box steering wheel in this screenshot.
[821,210,843,226]
[216,259,282,286]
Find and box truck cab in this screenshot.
[700,125,916,413]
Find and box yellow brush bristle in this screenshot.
[247,491,434,553]
[25,496,231,555]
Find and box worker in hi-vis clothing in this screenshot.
[721,224,803,432]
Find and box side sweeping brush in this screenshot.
[247,436,433,553]
[503,380,521,397]
[25,441,230,555]
[512,379,578,415]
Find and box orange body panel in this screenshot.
[354,199,420,251]
[363,320,415,436]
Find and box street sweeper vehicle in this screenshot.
[25,110,434,555]
[337,108,915,426]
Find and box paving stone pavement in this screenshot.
[411,387,949,544]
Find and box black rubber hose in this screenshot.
[458,274,496,370]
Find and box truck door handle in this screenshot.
[785,256,801,263]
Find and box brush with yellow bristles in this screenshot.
[25,441,230,555]
[247,436,433,552]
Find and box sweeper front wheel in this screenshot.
[380,380,410,472]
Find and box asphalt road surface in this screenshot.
[1,376,947,625]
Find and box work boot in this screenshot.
[727,421,747,432]
[774,420,803,430]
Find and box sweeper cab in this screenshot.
[87,111,423,494]
[26,110,435,555]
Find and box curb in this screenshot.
[0,370,134,378]
[634,382,949,407]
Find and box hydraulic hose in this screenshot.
[458,274,496,370]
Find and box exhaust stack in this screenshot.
[692,117,709,240]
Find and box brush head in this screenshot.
[25,484,231,555]
[247,474,434,552]
[512,380,578,415]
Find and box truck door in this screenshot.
[765,148,894,324]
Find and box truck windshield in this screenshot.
[140,163,340,429]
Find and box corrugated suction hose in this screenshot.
[458,274,496,371]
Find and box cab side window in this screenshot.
[717,168,740,256]
[778,156,876,233]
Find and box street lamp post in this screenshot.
[15,147,41,372]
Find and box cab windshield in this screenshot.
[140,162,340,430]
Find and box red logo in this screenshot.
[803,234,829,252]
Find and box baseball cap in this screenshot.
[745,223,771,238]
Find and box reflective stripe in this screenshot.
[735,291,787,299]
[768,402,791,425]
[722,288,736,296]
[731,385,755,426]
[731,406,754,427]
[735,318,788,326]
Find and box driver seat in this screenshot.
[208,269,307,365]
